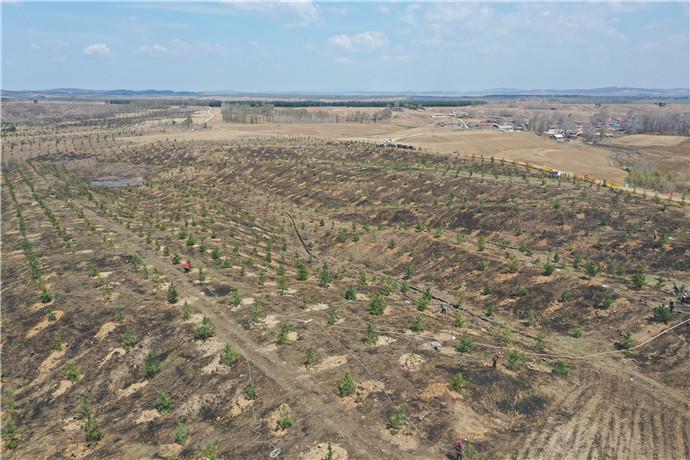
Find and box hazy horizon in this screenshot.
[2,1,689,92]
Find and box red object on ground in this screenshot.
[184,262,191,271]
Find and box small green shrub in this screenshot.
[337,372,357,397]
[83,414,103,445]
[417,288,432,311]
[551,360,570,377]
[327,308,339,325]
[219,344,239,366]
[39,287,53,303]
[122,331,139,351]
[65,362,81,382]
[244,381,257,400]
[454,312,466,329]
[584,261,601,278]
[1,421,19,449]
[195,316,215,340]
[142,352,161,379]
[568,325,583,338]
[631,272,646,290]
[448,372,466,393]
[296,260,309,281]
[616,331,636,350]
[601,294,614,309]
[542,262,555,276]
[387,404,408,434]
[344,286,357,301]
[77,394,92,419]
[368,294,386,315]
[175,422,188,445]
[201,444,218,460]
[277,405,294,429]
[455,334,474,353]
[276,323,293,345]
[304,345,318,367]
[506,351,528,371]
[513,286,528,297]
[167,282,179,304]
[52,333,65,351]
[318,263,332,287]
[182,301,191,320]
[652,304,672,323]
[154,390,173,414]
[362,323,379,344]
[409,315,425,332]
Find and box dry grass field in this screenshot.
[1,101,689,459]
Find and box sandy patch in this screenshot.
[242,297,255,306]
[30,299,53,311]
[135,409,160,424]
[262,343,279,352]
[158,443,184,458]
[99,347,126,368]
[301,443,349,460]
[117,381,149,399]
[355,293,369,301]
[197,337,225,357]
[267,403,293,436]
[229,392,254,417]
[449,401,493,439]
[184,313,204,325]
[34,346,68,384]
[306,302,329,312]
[178,393,218,417]
[420,382,463,401]
[52,379,74,398]
[95,321,120,340]
[340,380,385,409]
[26,310,64,339]
[286,331,299,342]
[379,426,421,450]
[376,335,396,347]
[76,249,94,254]
[64,442,98,459]
[98,271,112,278]
[399,352,425,369]
[263,314,280,328]
[308,354,347,373]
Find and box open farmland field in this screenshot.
[2,113,690,458]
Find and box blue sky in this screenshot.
[2,1,688,92]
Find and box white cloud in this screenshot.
[328,31,388,53]
[83,42,111,57]
[335,57,353,64]
[384,55,409,62]
[223,0,321,27]
[135,39,224,57]
[137,43,169,56]
[328,34,354,52]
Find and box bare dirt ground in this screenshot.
[1,101,689,459]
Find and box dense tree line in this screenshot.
[221,99,484,108]
[623,111,690,136]
[221,103,392,124]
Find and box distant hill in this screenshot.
[2,86,688,100]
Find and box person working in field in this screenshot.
[455,438,466,460]
[184,260,191,273]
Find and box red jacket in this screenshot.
[184,262,191,270]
